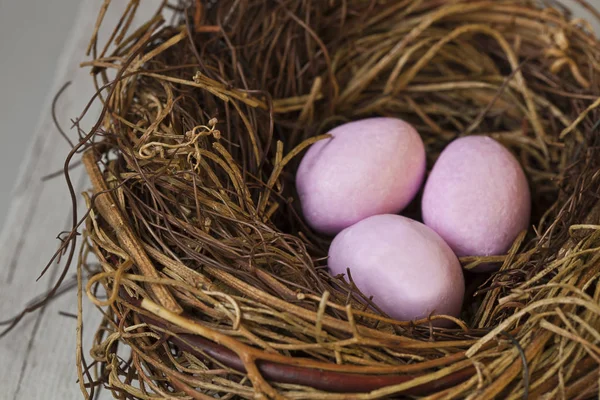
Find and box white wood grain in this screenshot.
[0,1,161,399]
[1,1,599,399]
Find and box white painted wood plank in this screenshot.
[1,1,594,399]
[0,1,162,399]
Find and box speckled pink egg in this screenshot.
[328,214,464,325]
[422,136,531,271]
[296,117,426,235]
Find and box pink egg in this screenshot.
[422,136,531,272]
[328,214,464,325]
[296,117,425,235]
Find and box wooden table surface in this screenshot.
[0,2,160,398]
[2,1,600,399]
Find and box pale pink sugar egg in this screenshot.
[422,136,531,272]
[328,214,464,326]
[296,117,426,235]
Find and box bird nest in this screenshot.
[16,0,600,398]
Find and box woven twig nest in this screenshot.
[59,0,600,398]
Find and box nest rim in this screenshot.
[11,0,600,399]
